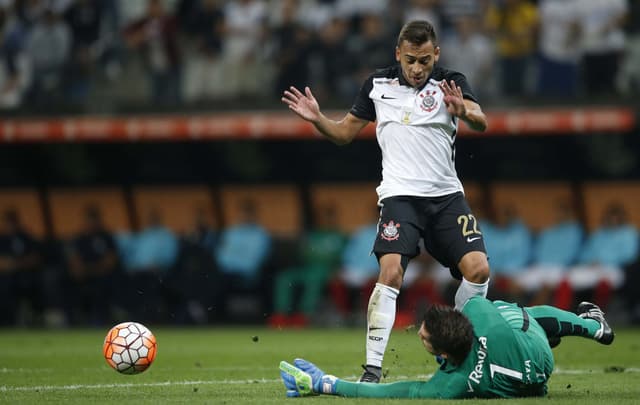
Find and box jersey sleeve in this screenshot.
[443,70,478,104]
[334,371,471,399]
[349,74,376,122]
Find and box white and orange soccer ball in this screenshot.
[103,322,157,374]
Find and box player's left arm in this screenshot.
[460,98,487,133]
[439,79,488,133]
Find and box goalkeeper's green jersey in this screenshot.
[335,297,554,399]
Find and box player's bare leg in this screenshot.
[454,251,490,309]
[360,253,403,383]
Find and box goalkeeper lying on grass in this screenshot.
[280,297,614,399]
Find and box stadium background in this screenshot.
[0,0,639,330]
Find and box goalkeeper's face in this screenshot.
[418,321,438,356]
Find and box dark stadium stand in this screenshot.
[308,183,378,234]
[131,185,217,234]
[489,182,578,232]
[47,188,131,239]
[0,189,46,238]
[581,182,640,231]
[219,184,303,239]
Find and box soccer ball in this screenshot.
[103,321,157,374]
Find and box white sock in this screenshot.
[454,277,489,310]
[365,283,400,368]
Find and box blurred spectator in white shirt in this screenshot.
[577,0,628,96]
[535,0,581,97]
[334,0,387,19]
[616,0,640,96]
[440,15,495,100]
[182,0,226,101]
[123,0,182,106]
[439,0,484,40]
[0,4,30,109]
[402,0,440,35]
[222,0,270,97]
[25,7,71,106]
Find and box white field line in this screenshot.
[0,379,279,392]
[1,368,638,393]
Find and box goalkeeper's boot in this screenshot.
[577,301,614,345]
[358,364,382,383]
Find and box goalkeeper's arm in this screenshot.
[333,375,465,399]
[280,359,465,399]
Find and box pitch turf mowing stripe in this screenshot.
[1,368,639,392]
[0,379,280,392]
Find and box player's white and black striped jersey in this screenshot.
[349,65,478,202]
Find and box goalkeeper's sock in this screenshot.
[526,304,605,341]
[365,283,399,368]
[454,277,489,310]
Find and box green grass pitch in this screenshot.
[1,326,639,404]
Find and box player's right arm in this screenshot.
[282,86,369,145]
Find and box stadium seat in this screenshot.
[489,182,577,232]
[47,188,131,239]
[580,181,640,231]
[131,185,217,234]
[0,189,46,238]
[308,182,379,234]
[219,184,302,238]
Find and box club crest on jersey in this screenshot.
[381,220,401,241]
[420,90,438,112]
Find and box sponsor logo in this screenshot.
[368,335,384,341]
[467,380,474,393]
[466,236,481,243]
[468,336,488,385]
[381,221,401,241]
[381,94,396,100]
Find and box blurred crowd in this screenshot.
[0,0,638,112]
[1,195,639,329]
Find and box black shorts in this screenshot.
[373,192,486,280]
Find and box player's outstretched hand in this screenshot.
[294,358,339,395]
[439,79,466,118]
[280,360,315,397]
[281,86,321,123]
[279,359,338,397]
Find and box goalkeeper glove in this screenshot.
[279,358,338,397]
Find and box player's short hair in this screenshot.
[422,304,473,365]
[397,20,437,47]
